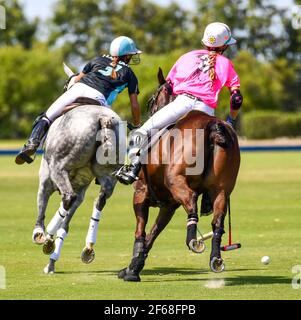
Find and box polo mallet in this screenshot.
[190,230,214,253]
[220,198,241,251]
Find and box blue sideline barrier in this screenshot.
[1,146,301,156]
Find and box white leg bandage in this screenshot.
[85,205,102,246]
[46,203,68,236]
[50,228,68,261]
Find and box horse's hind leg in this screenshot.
[43,169,77,253]
[81,175,116,264]
[166,175,199,251]
[33,158,54,244]
[43,186,88,274]
[209,190,227,273]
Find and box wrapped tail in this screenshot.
[208,120,232,149]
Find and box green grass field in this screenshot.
[0,151,301,300]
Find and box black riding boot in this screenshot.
[115,160,141,185]
[115,129,146,185]
[15,116,50,165]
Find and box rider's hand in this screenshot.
[226,115,236,129]
[127,123,141,131]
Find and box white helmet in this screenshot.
[202,22,236,48]
[110,36,142,57]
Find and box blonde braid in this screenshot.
[110,57,119,79]
[208,51,217,86]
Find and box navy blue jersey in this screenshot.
[79,55,139,105]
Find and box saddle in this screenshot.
[63,97,102,114]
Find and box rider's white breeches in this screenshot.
[45,83,107,122]
[140,94,214,135]
[128,95,214,161]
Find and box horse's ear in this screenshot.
[157,67,166,85]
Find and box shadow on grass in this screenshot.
[223,275,292,286]
[54,266,292,286]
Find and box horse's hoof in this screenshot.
[81,247,95,264]
[32,227,46,245]
[43,236,55,255]
[124,271,141,282]
[118,268,128,279]
[189,239,206,254]
[210,257,225,273]
[43,259,55,274]
[118,267,141,282]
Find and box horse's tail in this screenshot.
[97,116,116,156]
[208,120,233,149]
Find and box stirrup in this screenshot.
[114,165,139,185]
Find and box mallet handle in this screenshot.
[197,231,213,241]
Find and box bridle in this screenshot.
[147,82,174,116]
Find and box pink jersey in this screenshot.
[166,50,240,109]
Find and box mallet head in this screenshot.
[220,243,241,251]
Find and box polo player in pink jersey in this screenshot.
[116,22,243,187]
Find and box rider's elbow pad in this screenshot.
[230,89,243,111]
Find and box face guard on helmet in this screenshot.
[202,22,236,49]
[110,36,142,64]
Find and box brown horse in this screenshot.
[118,69,240,281]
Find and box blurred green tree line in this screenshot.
[0,0,300,138]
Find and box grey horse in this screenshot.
[32,104,126,273]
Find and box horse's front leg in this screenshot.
[210,190,227,273]
[118,180,149,282]
[81,175,116,264]
[145,204,178,253]
[42,169,77,255]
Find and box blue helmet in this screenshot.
[110,36,142,57]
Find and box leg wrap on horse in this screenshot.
[85,204,102,245]
[128,237,148,274]
[50,228,68,261]
[210,227,225,259]
[186,213,199,247]
[47,203,68,236]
